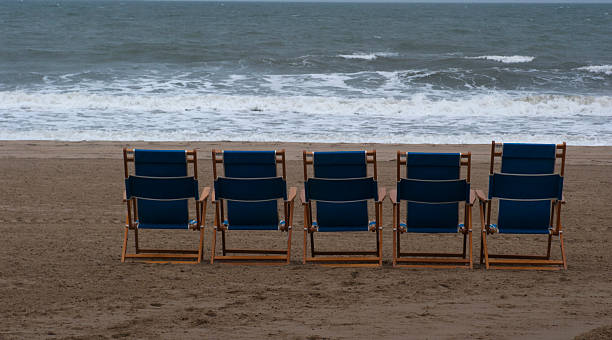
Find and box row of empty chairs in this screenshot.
[121,142,567,270]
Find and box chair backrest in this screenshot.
[397,152,470,230]
[124,149,198,226]
[489,142,566,233]
[213,150,285,228]
[303,151,376,230]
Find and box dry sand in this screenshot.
[1,141,611,340]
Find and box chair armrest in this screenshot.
[123,190,127,202]
[377,187,386,203]
[211,189,216,203]
[286,187,297,202]
[300,188,308,205]
[199,187,210,203]
[389,189,397,204]
[474,189,488,203]
[560,193,566,204]
[469,190,476,206]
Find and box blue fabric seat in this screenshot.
[121,149,208,263]
[391,152,474,268]
[302,150,384,266]
[478,141,568,270]
[210,150,295,264]
[492,143,560,234]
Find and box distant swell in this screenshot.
[466,55,535,63]
[577,65,612,75]
[337,52,399,60]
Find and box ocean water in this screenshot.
[1,1,611,144]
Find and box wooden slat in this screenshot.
[125,253,199,259]
[488,254,550,259]
[394,264,470,269]
[313,250,378,255]
[395,258,470,263]
[318,263,381,268]
[489,266,563,271]
[488,259,564,265]
[399,252,464,258]
[213,255,287,261]
[224,249,288,254]
[306,256,380,262]
[136,249,199,254]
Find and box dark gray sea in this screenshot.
[1,1,611,143]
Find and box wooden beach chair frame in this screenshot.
[210,149,296,265]
[301,150,385,267]
[390,152,475,269]
[121,148,209,264]
[476,141,567,270]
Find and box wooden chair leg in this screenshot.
[221,229,226,256]
[560,233,567,270]
[286,228,292,264]
[198,227,205,263]
[546,234,553,259]
[482,230,490,269]
[468,231,473,269]
[210,227,217,264]
[134,228,139,253]
[303,228,307,265]
[121,227,129,263]
[310,232,315,257]
[462,233,467,258]
[392,204,397,266]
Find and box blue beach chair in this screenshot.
[122,149,209,263]
[476,142,568,270]
[302,151,385,267]
[390,152,475,269]
[210,150,296,264]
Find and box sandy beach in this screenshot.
[0,140,611,339]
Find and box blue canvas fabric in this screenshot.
[397,178,469,203]
[222,151,279,229]
[501,143,556,174]
[312,221,377,233]
[132,149,192,229]
[495,143,560,234]
[312,151,369,230]
[305,177,377,202]
[403,152,461,232]
[214,177,287,201]
[400,223,463,234]
[488,173,563,201]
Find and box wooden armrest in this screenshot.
[123,191,128,203]
[377,187,387,203]
[300,189,307,205]
[211,190,216,203]
[469,190,476,206]
[474,189,488,203]
[287,187,297,202]
[199,187,210,202]
[560,193,566,204]
[389,189,397,204]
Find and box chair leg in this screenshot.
[559,233,567,270]
[462,233,467,258]
[310,232,315,257]
[546,234,552,259]
[198,227,205,263]
[482,230,490,269]
[134,228,139,253]
[221,230,227,256]
[392,205,397,267]
[121,227,129,263]
[210,227,217,264]
[303,228,307,264]
[468,231,473,269]
[286,228,292,264]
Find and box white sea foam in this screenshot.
[337,52,399,60]
[577,65,612,75]
[467,55,535,63]
[1,91,611,145]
